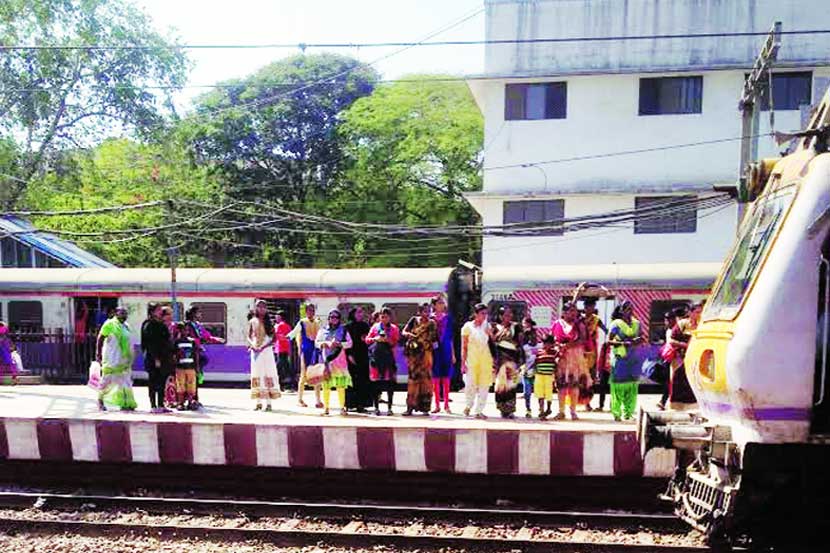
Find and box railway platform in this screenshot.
[0,385,675,478]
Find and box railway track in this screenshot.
[0,490,708,552]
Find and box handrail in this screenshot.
[817,256,830,406]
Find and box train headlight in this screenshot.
[699,350,716,381]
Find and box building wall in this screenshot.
[467,0,830,268]
[476,193,738,267]
[485,0,830,76]
[473,68,830,195]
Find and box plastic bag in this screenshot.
[87,361,102,390]
[305,363,327,386]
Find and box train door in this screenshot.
[73,296,119,373]
[812,234,830,434]
[263,299,302,380]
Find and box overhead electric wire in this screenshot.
[183,7,484,126]
[484,133,774,171]
[4,28,828,51]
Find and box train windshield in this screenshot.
[705,187,796,320]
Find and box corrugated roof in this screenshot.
[0,216,115,268]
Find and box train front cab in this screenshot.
[638,95,830,548]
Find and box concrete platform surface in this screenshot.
[0,386,675,477]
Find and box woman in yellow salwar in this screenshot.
[461,303,494,419]
[607,301,643,421]
[95,307,137,411]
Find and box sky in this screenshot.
[134,0,486,108]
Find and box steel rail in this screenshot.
[0,516,710,553]
[0,490,684,531]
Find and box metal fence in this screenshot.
[13,330,94,383]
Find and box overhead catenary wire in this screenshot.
[4,29,828,51]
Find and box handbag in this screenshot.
[305,363,327,386]
[87,361,102,390]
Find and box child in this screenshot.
[534,335,559,420]
[174,323,198,410]
[520,317,538,418]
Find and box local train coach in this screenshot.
[0,263,719,383]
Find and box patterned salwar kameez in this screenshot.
[404,318,438,414]
[667,319,697,409]
[579,313,601,408]
[0,326,18,384]
[98,317,138,411]
[552,319,584,418]
[316,321,353,414]
[609,317,641,421]
[493,321,522,418]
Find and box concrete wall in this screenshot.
[471,68,830,195]
[473,193,738,267]
[485,0,830,77]
[467,0,830,268]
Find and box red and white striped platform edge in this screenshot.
[0,418,675,477]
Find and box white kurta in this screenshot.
[248,317,281,400]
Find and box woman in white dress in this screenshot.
[247,300,281,411]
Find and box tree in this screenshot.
[23,137,221,267]
[0,0,189,207]
[185,53,378,267]
[334,75,483,267]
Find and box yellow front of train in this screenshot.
[638,88,830,546]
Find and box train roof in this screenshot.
[0,267,456,294]
[483,263,722,291]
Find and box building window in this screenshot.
[639,76,703,115]
[503,200,565,236]
[8,301,44,333]
[505,82,567,120]
[634,196,698,234]
[189,302,227,340]
[760,72,812,110]
[648,300,692,343]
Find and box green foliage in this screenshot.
[332,75,483,267]
[23,137,221,267]
[0,0,189,206]
[184,53,379,267]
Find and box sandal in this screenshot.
[298,400,308,408]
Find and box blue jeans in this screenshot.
[522,375,534,411]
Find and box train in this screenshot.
[638,87,830,547]
[0,262,719,382]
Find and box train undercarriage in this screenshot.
[639,411,830,550]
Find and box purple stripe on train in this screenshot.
[701,400,811,421]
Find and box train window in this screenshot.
[487,300,528,322]
[383,303,420,326]
[189,302,227,340]
[146,302,184,320]
[337,303,376,321]
[8,301,43,333]
[648,300,692,343]
[706,188,796,320]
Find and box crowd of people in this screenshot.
[85,294,703,421]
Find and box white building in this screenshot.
[466,0,830,268]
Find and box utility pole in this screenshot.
[736,21,782,219]
[165,199,180,321]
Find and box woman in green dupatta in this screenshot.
[607,300,643,421]
[96,307,138,411]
